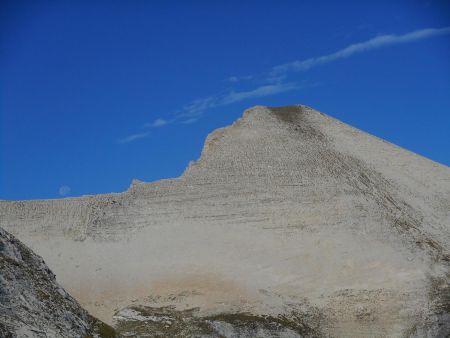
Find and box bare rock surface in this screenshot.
[1,105,449,337]
[0,227,118,338]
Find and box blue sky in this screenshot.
[1,0,449,200]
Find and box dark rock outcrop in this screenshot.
[0,227,118,338]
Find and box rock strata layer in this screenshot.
[1,105,449,337]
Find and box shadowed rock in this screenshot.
[0,227,118,338]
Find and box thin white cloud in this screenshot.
[120,26,449,140]
[182,117,198,124]
[178,82,299,119]
[182,96,217,118]
[118,132,150,144]
[144,118,169,128]
[220,83,298,105]
[226,75,254,83]
[271,26,450,75]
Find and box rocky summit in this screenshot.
[1,105,449,337]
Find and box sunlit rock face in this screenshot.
[1,105,449,337]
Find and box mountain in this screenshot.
[1,105,449,337]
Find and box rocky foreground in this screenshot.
[1,105,449,337]
[0,227,118,337]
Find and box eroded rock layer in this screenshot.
[1,105,449,337]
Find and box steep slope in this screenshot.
[1,105,449,337]
[0,227,119,338]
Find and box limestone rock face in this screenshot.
[0,227,117,338]
[1,105,449,337]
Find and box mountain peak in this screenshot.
[1,105,449,337]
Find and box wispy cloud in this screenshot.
[182,96,217,118]
[144,118,169,128]
[183,26,450,123]
[118,132,150,144]
[226,75,254,83]
[120,26,449,141]
[141,83,297,128]
[178,82,299,119]
[182,117,198,124]
[271,26,450,75]
[221,83,299,105]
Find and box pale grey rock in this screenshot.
[1,105,449,337]
[0,227,118,337]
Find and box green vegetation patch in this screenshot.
[113,305,324,337]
